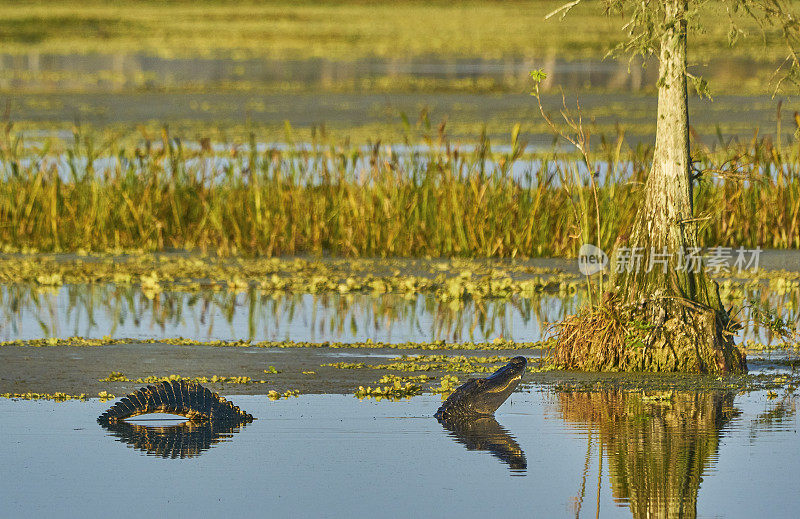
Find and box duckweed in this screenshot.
[640,392,674,402]
[99,372,265,384]
[356,373,465,400]
[0,335,547,352]
[100,371,128,382]
[0,254,571,302]
[0,392,87,401]
[377,374,433,384]
[9,335,798,354]
[98,391,115,401]
[429,375,461,394]
[324,354,515,374]
[267,389,300,400]
[355,381,422,400]
[743,339,800,352]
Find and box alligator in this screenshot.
[98,356,525,459]
[97,358,528,462]
[434,356,527,420]
[97,379,253,425]
[98,357,526,426]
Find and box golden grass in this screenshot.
[0,124,798,257]
[0,1,791,62]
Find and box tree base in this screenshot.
[552,295,747,374]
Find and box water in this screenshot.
[1,390,797,518]
[0,283,576,343]
[2,52,795,144]
[1,280,796,345]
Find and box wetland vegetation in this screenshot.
[1,2,800,516]
[0,0,796,391]
[2,129,800,257]
[0,0,793,62]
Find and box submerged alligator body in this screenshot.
[434,356,527,420]
[97,380,254,425]
[98,358,526,425]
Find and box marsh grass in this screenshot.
[0,123,798,257]
[0,1,791,62]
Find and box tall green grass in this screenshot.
[0,125,797,257]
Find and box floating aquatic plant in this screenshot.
[98,391,115,401]
[99,372,264,384]
[0,392,87,401]
[355,381,422,400]
[267,389,300,400]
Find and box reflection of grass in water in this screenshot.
[0,280,573,343]
[0,1,792,62]
[0,254,797,343]
[1,62,788,97]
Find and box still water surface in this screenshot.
[3,53,793,144]
[1,390,797,518]
[1,282,795,345]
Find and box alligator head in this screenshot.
[434,356,527,420]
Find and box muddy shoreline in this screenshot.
[0,342,543,396]
[2,341,795,398]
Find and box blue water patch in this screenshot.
[1,390,797,518]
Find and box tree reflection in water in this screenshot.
[557,390,739,519]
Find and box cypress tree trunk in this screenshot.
[617,0,697,304]
[554,0,746,373]
[611,0,746,373]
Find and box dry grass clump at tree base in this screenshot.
[552,294,747,373]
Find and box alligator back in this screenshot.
[97,380,254,424]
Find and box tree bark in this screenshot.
[608,0,746,373]
[615,0,705,304]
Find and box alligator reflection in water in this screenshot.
[557,391,738,519]
[438,415,526,473]
[99,419,248,458]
